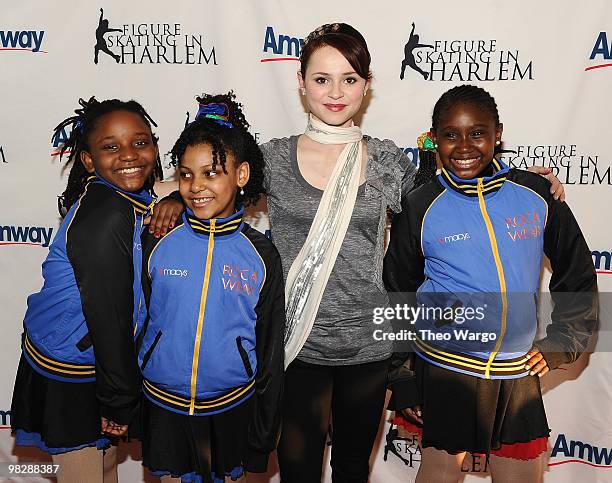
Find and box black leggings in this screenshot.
[278,358,390,483]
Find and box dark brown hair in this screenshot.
[170,91,265,208]
[432,84,500,132]
[300,23,371,80]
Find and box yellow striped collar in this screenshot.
[440,159,509,197]
[87,175,155,214]
[185,208,244,237]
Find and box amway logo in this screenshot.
[550,434,612,468]
[0,30,45,53]
[400,146,421,167]
[158,267,188,277]
[0,225,53,247]
[51,125,73,158]
[261,26,303,62]
[592,250,612,274]
[586,32,612,72]
[0,410,10,428]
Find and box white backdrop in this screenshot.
[1,1,611,481]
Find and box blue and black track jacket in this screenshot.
[138,208,285,472]
[384,160,597,403]
[21,176,153,424]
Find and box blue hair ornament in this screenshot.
[195,102,233,128]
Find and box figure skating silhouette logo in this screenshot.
[400,22,433,80]
[94,8,121,64]
[383,424,421,466]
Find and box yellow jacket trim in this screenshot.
[477,178,509,378]
[24,335,95,375]
[116,191,154,213]
[189,219,216,414]
[144,379,255,409]
[414,337,528,369]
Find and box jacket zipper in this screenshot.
[134,211,144,337]
[476,178,508,379]
[189,219,216,414]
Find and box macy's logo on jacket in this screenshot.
[157,267,188,277]
[439,232,470,245]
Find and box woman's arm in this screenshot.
[527,166,565,201]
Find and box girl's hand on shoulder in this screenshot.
[524,348,550,377]
[145,198,183,238]
[400,405,423,425]
[527,166,566,202]
[101,417,128,437]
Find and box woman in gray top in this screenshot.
[266,24,417,483]
[152,23,564,483]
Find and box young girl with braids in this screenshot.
[151,26,565,483]
[138,92,284,483]
[11,97,163,482]
[384,85,597,482]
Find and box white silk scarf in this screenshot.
[284,114,363,368]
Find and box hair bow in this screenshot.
[195,102,233,128]
[417,131,436,151]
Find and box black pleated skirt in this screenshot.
[416,355,550,455]
[141,395,254,482]
[11,354,110,453]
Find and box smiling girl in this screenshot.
[11,97,163,482]
[137,93,284,483]
[384,85,597,482]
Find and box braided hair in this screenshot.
[415,85,500,191]
[54,97,163,216]
[170,91,265,207]
[431,84,500,133]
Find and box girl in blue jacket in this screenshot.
[138,92,285,483]
[11,97,163,481]
[384,85,597,482]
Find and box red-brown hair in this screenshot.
[300,23,372,81]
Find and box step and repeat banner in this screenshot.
[1,1,610,481]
